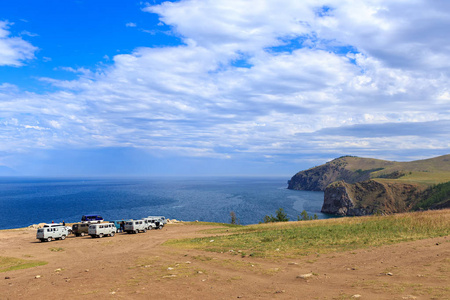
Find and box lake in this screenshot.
[0,176,328,229]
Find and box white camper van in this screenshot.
[146,216,166,229]
[88,223,116,238]
[36,224,69,242]
[124,220,147,234]
[143,217,158,230]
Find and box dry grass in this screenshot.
[0,256,47,272]
[166,210,450,259]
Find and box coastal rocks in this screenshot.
[322,180,422,216]
[321,181,369,216]
[167,219,182,224]
[28,223,46,229]
[287,156,380,191]
[288,162,352,191]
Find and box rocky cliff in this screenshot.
[288,154,450,216]
[287,156,388,191]
[322,180,424,216]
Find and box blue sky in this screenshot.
[0,0,449,177]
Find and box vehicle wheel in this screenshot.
[61,235,66,240]
[110,232,115,237]
[143,228,147,233]
[134,230,138,234]
[159,225,163,230]
[81,232,85,237]
[47,237,52,242]
[99,233,103,238]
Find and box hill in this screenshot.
[288,154,450,216]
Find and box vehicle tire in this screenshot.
[110,232,115,237]
[143,228,147,233]
[134,230,138,234]
[61,235,66,240]
[81,232,85,237]
[47,237,52,242]
[99,233,103,238]
[159,225,163,230]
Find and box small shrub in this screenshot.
[262,208,289,223]
[297,210,318,221]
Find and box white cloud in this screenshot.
[125,22,137,27]
[0,0,449,167]
[0,21,38,66]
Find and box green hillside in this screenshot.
[288,154,450,216]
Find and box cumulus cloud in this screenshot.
[1,0,449,170]
[0,21,38,66]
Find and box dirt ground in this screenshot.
[0,223,449,300]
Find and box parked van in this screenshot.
[36,224,69,242]
[124,220,147,234]
[88,223,116,238]
[143,218,157,230]
[157,216,167,225]
[72,223,90,236]
[81,214,103,223]
[109,220,131,232]
[147,216,166,229]
[145,217,162,229]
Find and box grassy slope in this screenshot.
[340,154,450,185]
[166,209,450,259]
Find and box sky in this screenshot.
[0,0,449,177]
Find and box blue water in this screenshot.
[0,177,328,229]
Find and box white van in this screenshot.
[36,224,69,242]
[124,220,147,234]
[88,223,116,238]
[157,216,167,225]
[147,216,166,229]
[143,217,157,230]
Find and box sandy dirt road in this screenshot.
[1,223,449,299]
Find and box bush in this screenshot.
[262,208,289,223]
[297,210,318,221]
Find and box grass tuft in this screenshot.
[0,256,47,272]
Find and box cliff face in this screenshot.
[287,156,381,191]
[287,163,352,191]
[288,154,450,217]
[322,180,423,216]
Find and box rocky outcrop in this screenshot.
[322,180,424,216]
[289,154,450,216]
[321,182,368,216]
[287,156,382,191]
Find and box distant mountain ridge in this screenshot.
[288,154,450,216]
